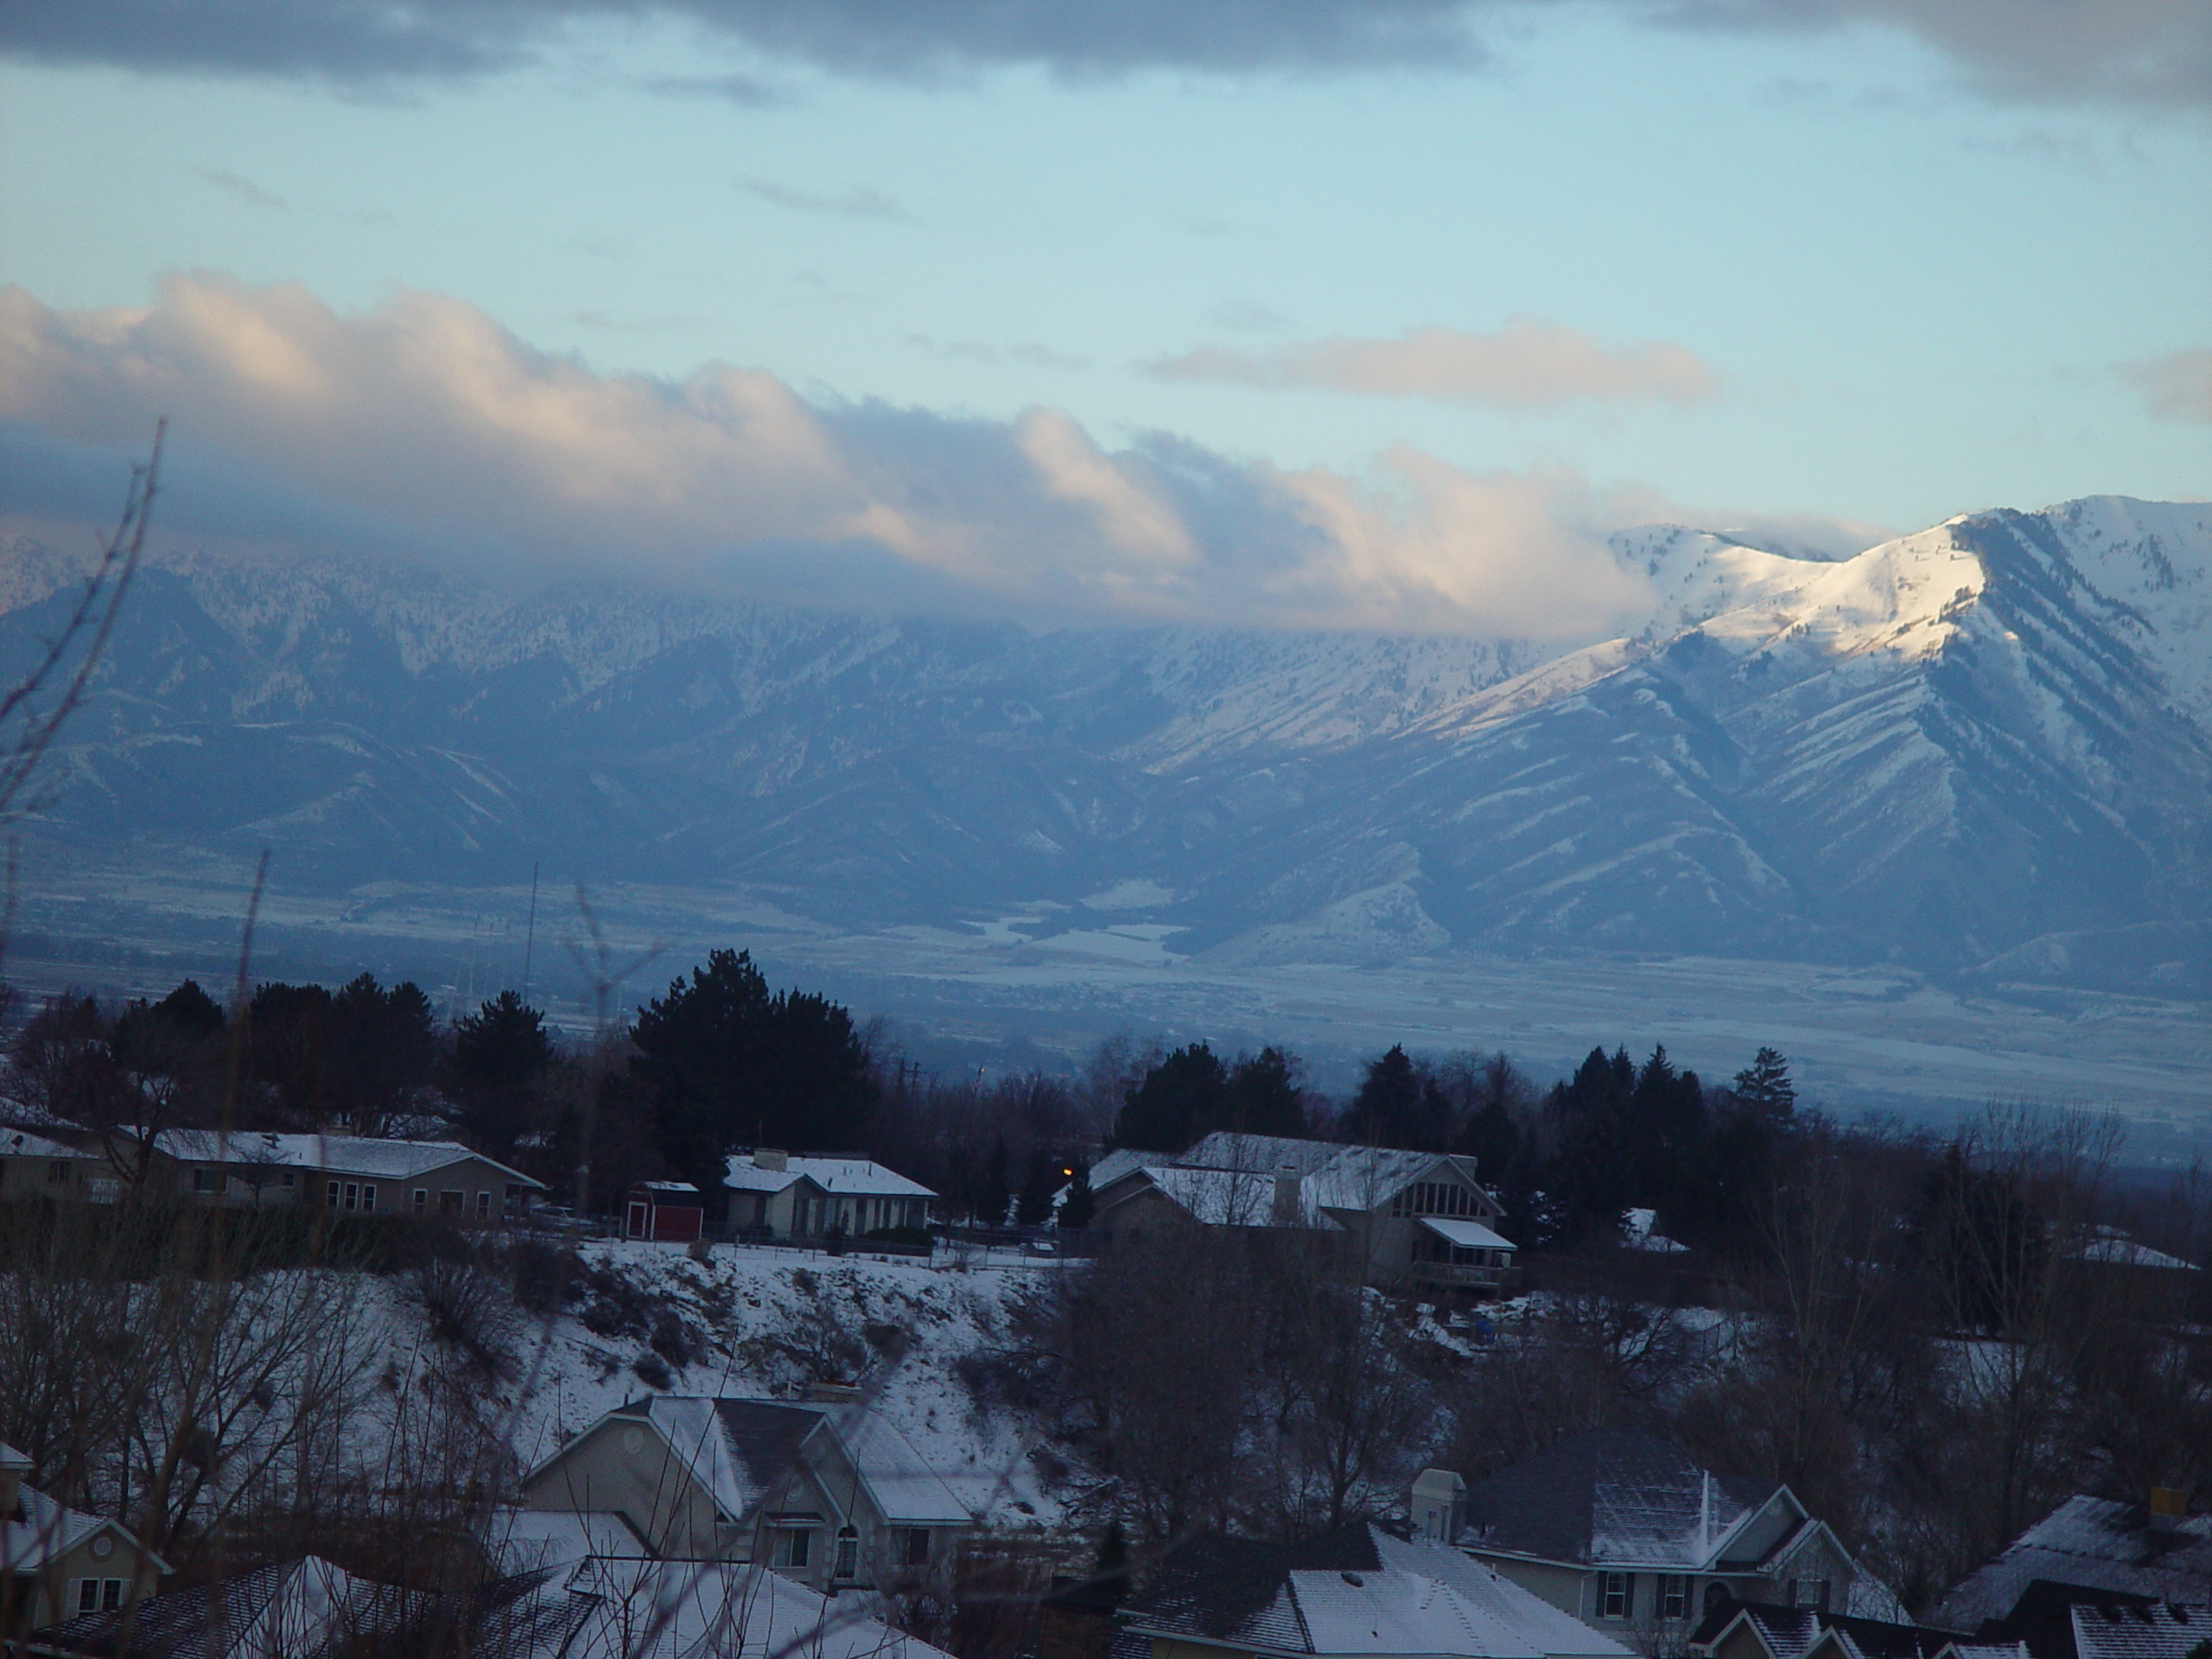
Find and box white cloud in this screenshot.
[1151,320,1720,410]
[0,274,1735,641]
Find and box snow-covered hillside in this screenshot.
[4,495,2209,985]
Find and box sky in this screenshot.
[2,0,2209,637]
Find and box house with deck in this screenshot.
[1090,1132,1516,1294]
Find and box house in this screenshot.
[1689,1599,1961,1659]
[1090,1132,1517,1294]
[1923,1494,2212,1649]
[625,1180,704,1242]
[517,1393,971,1587]
[1416,1432,1894,1645]
[2064,1601,2212,1659]
[1,1442,168,1639]
[137,1130,543,1221]
[1118,1519,1631,1659]
[0,1132,111,1204]
[723,1149,935,1239]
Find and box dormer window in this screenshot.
[1390,1181,1475,1218]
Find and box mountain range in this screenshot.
[4,494,2209,996]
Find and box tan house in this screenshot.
[0,1443,168,1639]
[0,1133,113,1204]
[518,1394,971,1588]
[1414,1433,1893,1649]
[723,1150,936,1239]
[139,1131,543,1221]
[1092,1132,1517,1295]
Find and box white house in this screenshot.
[518,1394,971,1589]
[722,1150,935,1239]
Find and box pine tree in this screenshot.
[1014,1149,1059,1226]
[1110,1044,1228,1153]
[976,1135,1013,1227]
[1733,1046,1796,1121]
[1224,1046,1307,1136]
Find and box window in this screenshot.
[341,1182,360,1211]
[75,1579,125,1614]
[1390,1180,1477,1218]
[834,1529,859,1580]
[327,1179,342,1206]
[195,1169,223,1193]
[413,1189,428,1215]
[476,1191,491,1220]
[280,1171,296,1188]
[49,1160,73,1185]
[1793,1579,1830,1612]
[359,1185,375,1214]
[902,1529,931,1567]
[774,1529,812,1569]
[439,1191,463,1215]
[1661,1576,1688,1619]
[1600,1573,1633,1620]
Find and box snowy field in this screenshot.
[10,860,2211,1160]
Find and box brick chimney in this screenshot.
[1409,1468,1466,1542]
[754,1148,788,1173]
[1272,1166,1302,1226]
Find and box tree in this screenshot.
[631,950,877,1193]
[1540,1046,1637,1246]
[1014,1149,1059,1227]
[1110,1044,1227,1154]
[1059,1163,1096,1230]
[975,1135,1012,1227]
[1733,1046,1796,1122]
[1349,1046,1451,1150]
[448,990,552,1158]
[327,975,437,1136]
[1224,1046,1307,1137]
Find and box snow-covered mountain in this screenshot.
[5,495,2209,989]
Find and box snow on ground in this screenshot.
[491,1241,1083,1529]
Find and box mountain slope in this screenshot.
[4,496,2209,984]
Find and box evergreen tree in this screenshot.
[449,989,553,1157]
[1110,1044,1228,1153]
[1224,1046,1307,1137]
[150,979,226,1036]
[975,1135,1012,1227]
[327,975,438,1135]
[1540,1046,1637,1246]
[1733,1046,1797,1121]
[1014,1149,1059,1227]
[1351,1045,1452,1150]
[1059,1162,1096,1230]
[631,949,878,1193]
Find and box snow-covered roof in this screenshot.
[1140,1164,1289,1227]
[0,1441,29,1472]
[1688,1599,1948,1659]
[23,1555,426,1659]
[1420,1217,1516,1251]
[723,1154,936,1199]
[1305,1147,1470,1213]
[2066,1227,2200,1273]
[1,1484,157,1576]
[2069,1602,2212,1659]
[1179,1133,1345,1178]
[1085,1147,1154,1192]
[148,1130,542,1186]
[557,1560,961,1659]
[1126,1522,1627,1659]
[1925,1496,2212,1630]
[0,1130,92,1160]
[1459,1429,1786,1569]
[487,1510,651,1575]
[561,1395,970,1531]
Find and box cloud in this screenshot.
[0,274,1667,640]
[1151,320,1720,411]
[642,68,786,104]
[3,0,2203,105]
[2124,348,2212,423]
[736,175,912,221]
[194,168,290,211]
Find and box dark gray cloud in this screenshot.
[194,168,289,210]
[3,0,2200,110]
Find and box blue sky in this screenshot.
[2,2,2207,634]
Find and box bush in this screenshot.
[632,1351,672,1389]
[862,1225,933,1249]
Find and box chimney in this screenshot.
[1409,1468,1466,1543]
[754,1148,788,1173]
[2148,1485,2188,1531]
[1272,1166,1301,1227]
[806,1381,863,1404]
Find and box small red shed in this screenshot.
[625,1180,704,1243]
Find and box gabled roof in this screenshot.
[545,1395,970,1530]
[487,1509,652,1575]
[722,1154,936,1198]
[148,1130,543,1186]
[1107,1137,1501,1235]
[2069,1601,2212,1659]
[555,1559,961,1659]
[0,1442,30,1473]
[1459,1429,1785,1568]
[1179,1134,1347,1178]
[2,1484,166,1578]
[1925,1497,2212,1632]
[0,1130,92,1161]
[20,1555,418,1659]
[1692,1601,1953,1659]
[1124,1522,1628,1659]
